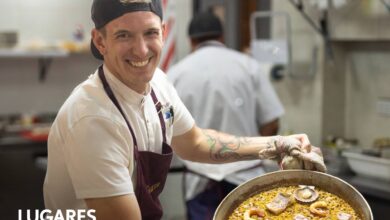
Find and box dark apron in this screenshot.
[98,66,173,220]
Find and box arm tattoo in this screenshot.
[203,130,257,162]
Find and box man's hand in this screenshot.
[258,134,327,172]
[291,145,327,172]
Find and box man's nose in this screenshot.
[132,37,149,58]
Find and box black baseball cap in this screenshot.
[90,0,163,60]
[188,11,223,39]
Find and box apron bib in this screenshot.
[98,66,173,219]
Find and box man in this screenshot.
[43,1,326,220]
[167,11,285,219]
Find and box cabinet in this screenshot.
[0,138,47,219]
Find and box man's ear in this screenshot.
[91,29,106,56]
[161,22,167,42]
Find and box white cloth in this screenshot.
[168,41,284,200]
[44,65,194,211]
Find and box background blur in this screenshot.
[0,0,389,219]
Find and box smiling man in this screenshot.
[43,0,326,219]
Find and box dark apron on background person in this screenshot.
[98,66,173,220]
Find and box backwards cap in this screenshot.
[90,0,163,60]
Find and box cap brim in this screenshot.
[90,40,103,60]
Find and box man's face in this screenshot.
[93,11,164,94]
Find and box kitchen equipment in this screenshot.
[213,170,372,220]
[250,11,292,78]
[343,151,390,181]
[0,31,18,48]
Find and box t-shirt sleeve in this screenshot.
[255,67,285,125]
[63,116,134,199]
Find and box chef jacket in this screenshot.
[168,40,285,199]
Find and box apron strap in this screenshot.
[98,66,139,158]
[98,65,168,152]
[150,89,167,144]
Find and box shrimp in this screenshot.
[243,207,266,220]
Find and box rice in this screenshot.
[228,185,361,220]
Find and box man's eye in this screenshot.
[116,33,129,39]
[146,30,159,36]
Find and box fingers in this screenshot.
[260,135,327,173]
[294,151,327,173]
[288,133,311,152]
[311,145,324,156]
[280,136,302,153]
[315,162,327,173]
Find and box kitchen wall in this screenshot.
[0,0,96,115]
[327,42,390,148]
[345,44,390,147]
[0,54,99,114]
[271,1,390,148]
[0,0,191,116]
[321,0,390,148]
[1,0,93,47]
[270,1,324,146]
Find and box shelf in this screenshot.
[0,48,69,58]
[0,48,71,82]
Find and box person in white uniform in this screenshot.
[167,11,285,219]
[44,1,326,220]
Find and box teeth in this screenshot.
[130,59,149,67]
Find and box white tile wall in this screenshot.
[0,0,94,45]
[346,49,390,147]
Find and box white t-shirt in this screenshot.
[168,41,284,199]
[44,65,194,211]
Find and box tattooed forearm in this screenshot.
[202,130,259,162]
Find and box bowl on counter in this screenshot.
[213,170,372,220]
[342,151,390,181]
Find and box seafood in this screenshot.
[243,207,266,220]
[338,212,354,220]
[294,185,319,203]
[228,186,361,220]
[309,201,328,217]
[293,214,309,220]
[265,192,294,215]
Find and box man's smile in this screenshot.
[127,58,150,67]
